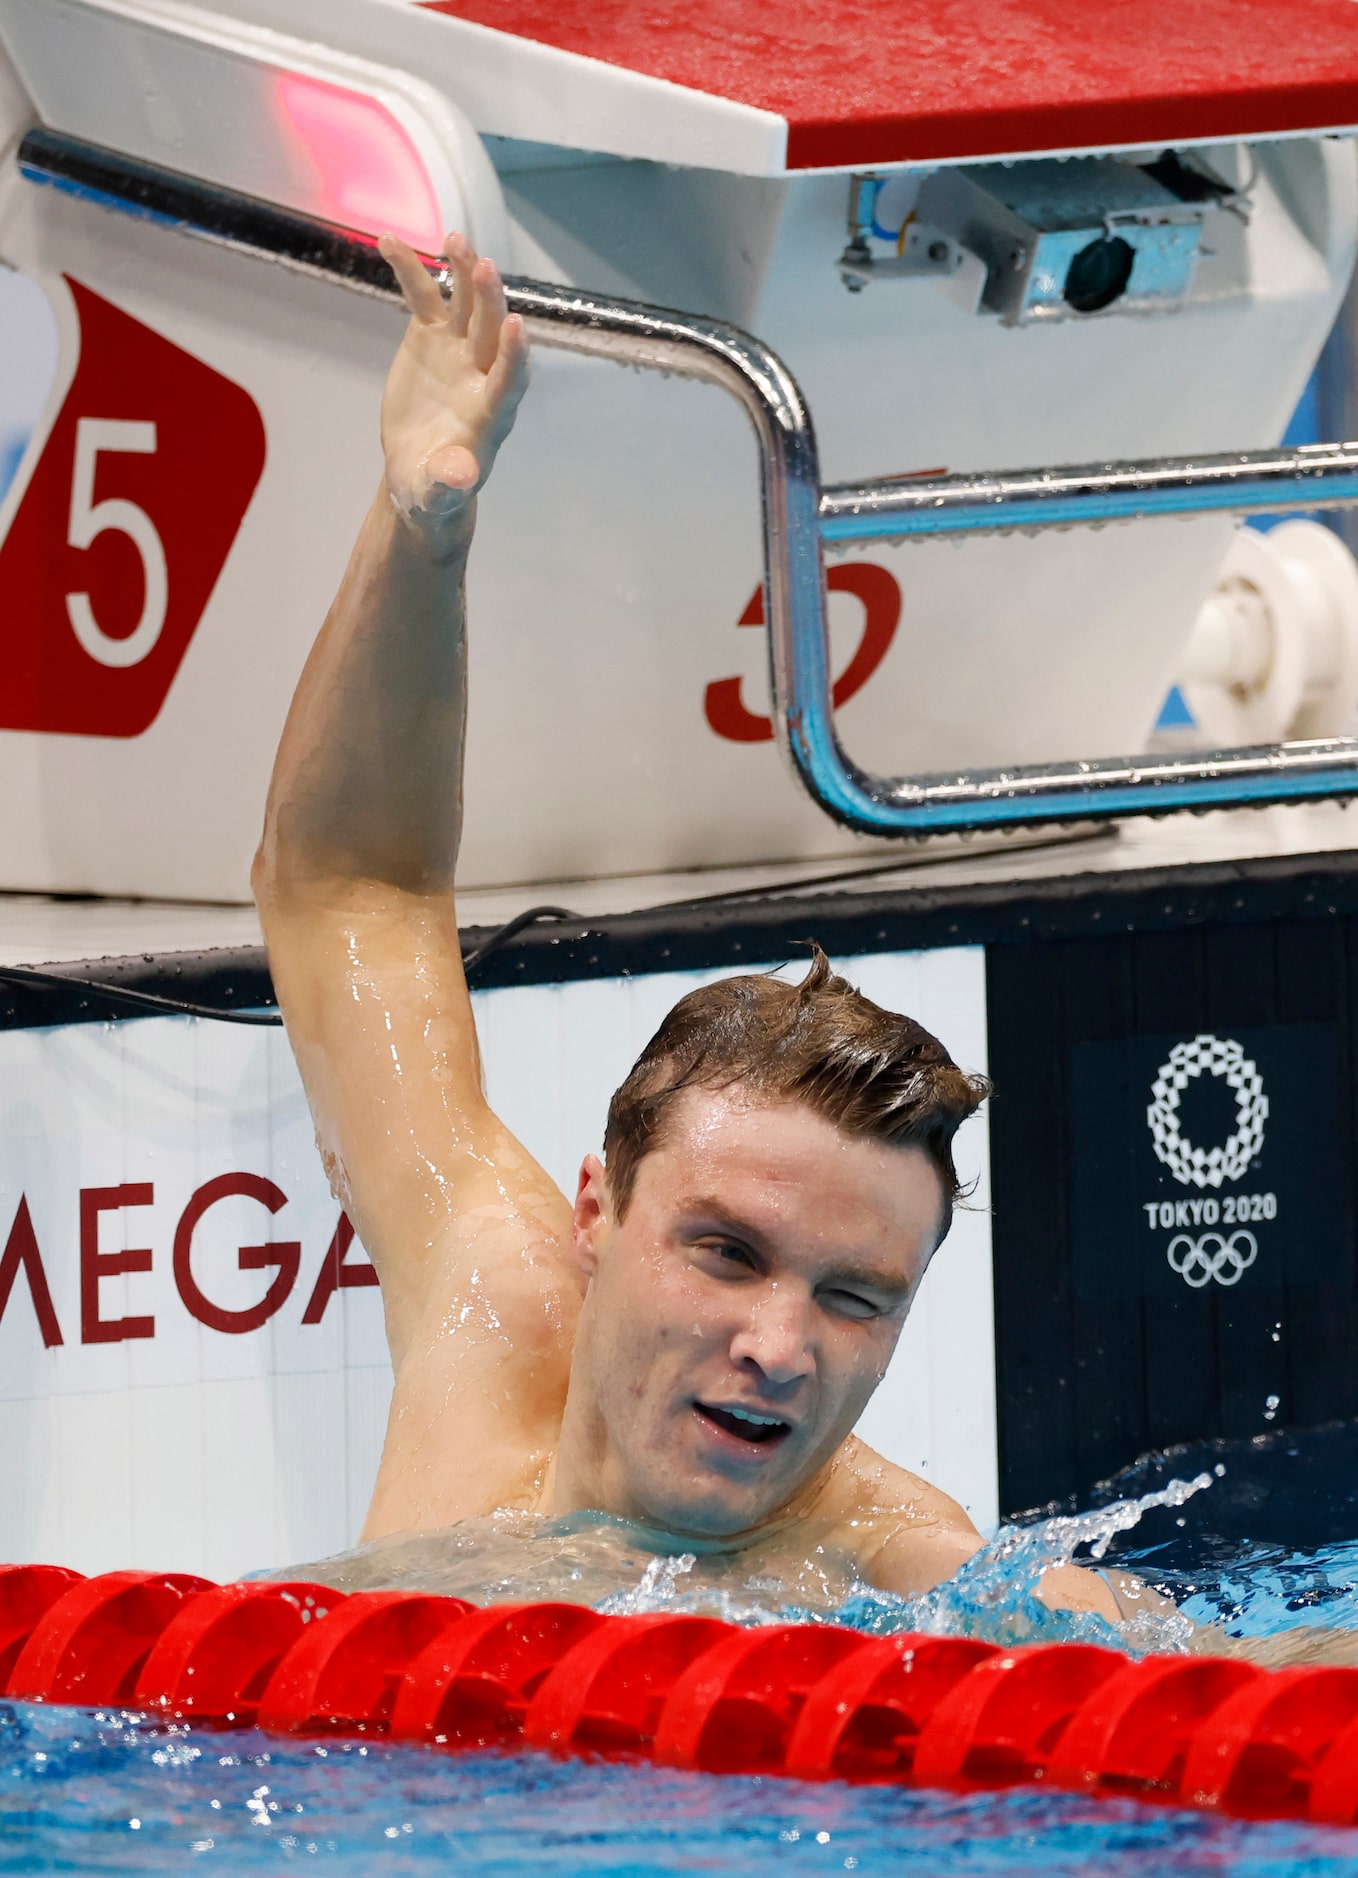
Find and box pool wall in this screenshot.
[4,838,1358,1577]
[0,942,993,1581]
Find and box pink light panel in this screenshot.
[274,72,441,253]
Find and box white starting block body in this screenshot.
[0,0,1354,895]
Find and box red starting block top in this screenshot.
[420,0,1358,172]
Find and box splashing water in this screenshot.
[822,1473,1211,1654]
[1085,1419,1358,1646]
[276,1473,1213,1654]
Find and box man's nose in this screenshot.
[728,1290,815,1388]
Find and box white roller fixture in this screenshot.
[1178,521,1358,744]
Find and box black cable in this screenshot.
[0,904,582,1026]
[0,966,286,1025]
[455,833,1100,966]
[646,827,1107,913]
[0,834,1099,1025]
[649,854,935,912]
[461,904,578,972]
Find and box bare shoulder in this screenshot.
[812,1442,1150,1622]
[811,1436,985,1596]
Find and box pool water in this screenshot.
[1095,1418,1358,1644]
[7,1420,1358,1876]
[9,1706,1358,1877]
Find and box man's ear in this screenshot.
[570,1153,611,1281]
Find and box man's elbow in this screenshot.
[250,841,273,907]
[1037,1562,1174,1625]
[251,838,306,925]
[251,827,348,917]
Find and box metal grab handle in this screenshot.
[19,125,1358,835]
[822,448,1358,541]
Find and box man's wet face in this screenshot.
[569,1089,946,1538]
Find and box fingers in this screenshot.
[442,232,476,340]
[385,229,516,384]
[378,233,446,324]
[468,256,509,375]
[484,313,530,413]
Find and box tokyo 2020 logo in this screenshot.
[1147,1034,1268,1191]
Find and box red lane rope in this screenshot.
[3,1563,1357,1825]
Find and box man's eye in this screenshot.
[822,1290,881,1321]
[703,1241,752,1269]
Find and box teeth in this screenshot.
[720,1405,784,1427]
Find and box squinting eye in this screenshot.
[824,1291,880,1321]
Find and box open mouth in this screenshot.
[694,1402,792,1446]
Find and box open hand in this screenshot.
[377,231,529,545]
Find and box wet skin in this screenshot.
[253,228,1133,1624]
[549,1088,943,1545]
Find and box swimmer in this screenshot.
[251,231,1326,1648]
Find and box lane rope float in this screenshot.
[3,1562,1357,1824]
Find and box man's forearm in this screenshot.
[256,490,473,901]
[1195,1624,1358,1667]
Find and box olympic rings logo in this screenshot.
[1166,1229,1258,1288]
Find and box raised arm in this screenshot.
[254,235,578,1536]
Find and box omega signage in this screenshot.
[1069,1023,1347,1300]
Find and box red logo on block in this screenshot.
[704,563,901,743]
[0,279,266,738]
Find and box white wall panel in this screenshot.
[0,1015,386,1581]
[0,943,993,1583]
[846,948,997,1531]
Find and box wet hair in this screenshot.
[603,947,991,1239]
